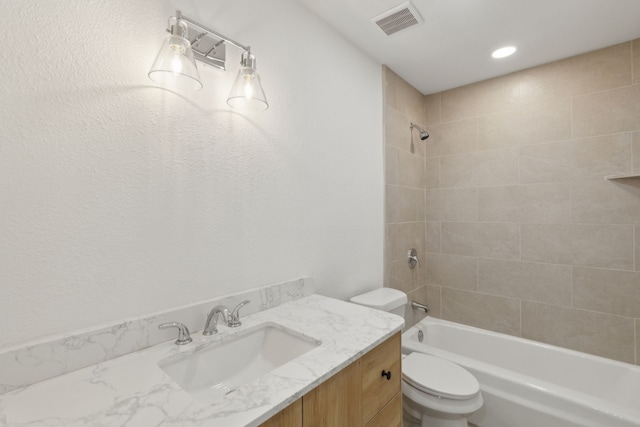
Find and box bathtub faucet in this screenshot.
[411,301,429,313]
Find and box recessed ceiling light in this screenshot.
[492,46,517,59]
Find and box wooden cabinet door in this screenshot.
[361,332,401,425]
[259,399,302,427]
[364,392,402,427]
[302,360,362,426]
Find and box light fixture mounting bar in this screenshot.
[171,11,252,71]
[179,12,250,52]
[176,10,251,69]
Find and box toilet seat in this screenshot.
[403,352,480,400]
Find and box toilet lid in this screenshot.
[403,352,480,400]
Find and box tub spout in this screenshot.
[411,301,429,313]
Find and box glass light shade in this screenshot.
[227,52,268,111]
[148,34,203,91]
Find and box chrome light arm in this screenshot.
[179,13,250,53]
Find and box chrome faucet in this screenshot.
[203,305,230,336]
[202,300,251,335]
[158,322,192,345]
[228,300,250,327]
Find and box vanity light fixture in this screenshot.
[148,10,269,111]
[491,46,517,59]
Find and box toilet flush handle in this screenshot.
[381,370,392,380]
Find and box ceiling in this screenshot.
[294,0,640,94]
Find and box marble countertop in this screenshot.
[0,294,404,426]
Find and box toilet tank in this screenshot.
[350,288,407,318]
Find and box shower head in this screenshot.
[410,123,429,140]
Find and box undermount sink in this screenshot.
[158,322,321,403]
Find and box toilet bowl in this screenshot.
[349,288,483,427]
[402,352,483,427]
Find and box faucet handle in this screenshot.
[228,300,250,327]
[159,322,193,345]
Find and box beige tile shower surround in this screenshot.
[383,39,640,365]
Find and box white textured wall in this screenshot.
[0,0,383,348]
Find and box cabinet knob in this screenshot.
[381,370,392,380]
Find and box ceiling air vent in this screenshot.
[371,2,424,36]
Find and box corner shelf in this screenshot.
[605,173,640,180]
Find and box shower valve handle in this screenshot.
[408,248,420,268]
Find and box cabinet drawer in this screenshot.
[364,391,402,427]
[361,332,401,424]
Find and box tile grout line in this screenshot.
[439,220,442,255]
[569,181,573,225]
[570,265,574,308]
[474,107,480,296]
[570,95,574,139]
[631,42,635,87]
[476,253,479,292]
[635,319,637,365]
[632,135,635,174]
[519,299,523,337]
[518,223,522,261]
[438,153,442,255]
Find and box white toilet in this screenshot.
[350,288,483,427]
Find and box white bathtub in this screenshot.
[402,317,640,427]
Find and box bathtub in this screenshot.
[402,317,640,427]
